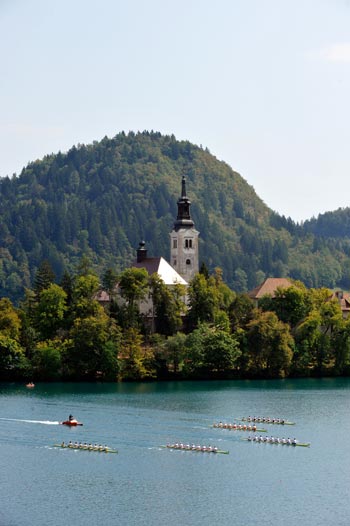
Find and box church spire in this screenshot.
[170,175,199,283]
[174,176,194,231]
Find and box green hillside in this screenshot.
[1,130,350,302]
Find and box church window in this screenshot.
[173,239,177,249]
[173,259,177,266]
[185,239,192,249]
[186,259,191,265]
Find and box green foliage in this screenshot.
[71,274,101,319]
[259,285,310,327]
[32,340,63,380]
[0,298,21,339]
[149,274,186,335]
[187,273,217,327]
[34,283,67,338]
[183,323,241,377]
[67,312,119,380]
[162,332,187,373]
[2,131,350,303]
[118,267,149,329]
[245,311,294,378]
[33,260,56,297]
[119,328,156,380]
[228,293,255,332]
[0,334,29,380]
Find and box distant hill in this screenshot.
[1,130,350,302]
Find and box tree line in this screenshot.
[2,131,350,305]
[1,259,350,382]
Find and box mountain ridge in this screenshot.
[1,130,350,302]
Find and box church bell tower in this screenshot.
[170,176,199,283]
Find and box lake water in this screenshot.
[1,378,350,526]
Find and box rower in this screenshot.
[61,441,65,447]
[292,438,297,445]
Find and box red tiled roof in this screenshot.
[331,291,350,312]
[248,278,293,300]
[95,290,110,302]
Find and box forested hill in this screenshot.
[1,130,350,303]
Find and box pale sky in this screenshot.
[1,0,350,222]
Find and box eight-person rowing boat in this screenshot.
[54,441,118,453]
[213,422,266,432]
[162,444,229,454]
[243,436,310,447]
[241,417,295,425]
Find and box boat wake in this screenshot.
[0,417,60,425]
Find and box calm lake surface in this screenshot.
[1,378,350,526]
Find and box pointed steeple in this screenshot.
[174,176,194,231]
[170,175,199,283]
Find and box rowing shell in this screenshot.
[213,424,266,432]
[53,444,118,453]
[242,439,310,447]
[161,445,229,454]
[241,418,295,425]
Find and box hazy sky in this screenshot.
[1,0,350,222]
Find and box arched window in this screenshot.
[186,259,191,265]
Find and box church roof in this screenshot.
[248,278,293,300]
[133,256,188,285]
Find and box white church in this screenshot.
[131,175,199,318]
[97,176,200,319]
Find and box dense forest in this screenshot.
[1,130,350,304]
[1,260,350,382]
